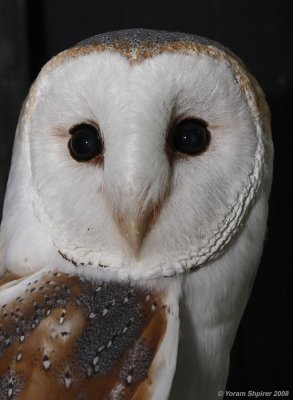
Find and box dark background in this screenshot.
[0,0,292,397]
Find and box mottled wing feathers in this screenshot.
[0,270,168,400]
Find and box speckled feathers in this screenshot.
[0,270,167,399]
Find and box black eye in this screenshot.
[68,123,103,161]
[173,118,210,155]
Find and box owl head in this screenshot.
[0,29,273,280]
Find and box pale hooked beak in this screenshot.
[117,214,151,258]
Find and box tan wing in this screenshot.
[0,269,170,400]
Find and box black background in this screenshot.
[0,0,292,397]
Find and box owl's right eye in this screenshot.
[68,123,103,162]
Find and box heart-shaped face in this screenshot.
[0,29,272,280]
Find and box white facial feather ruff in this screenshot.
[0,29,273,400]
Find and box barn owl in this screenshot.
[0,29,273,399]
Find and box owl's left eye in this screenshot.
[172,118,210,155]
[68,123,103,162]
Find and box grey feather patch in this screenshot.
[75,28,229,54]
[0,371,24,400]
[119,339,153,385]
[76,281,149,378]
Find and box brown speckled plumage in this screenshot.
[0,271,167,399]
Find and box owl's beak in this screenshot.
[117,215,149,258]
